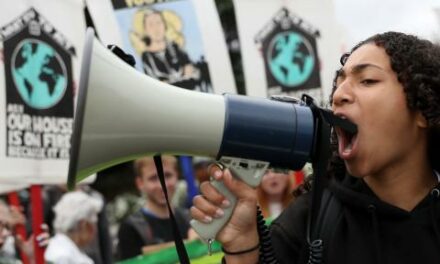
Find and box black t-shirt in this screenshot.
[117,208,190,260]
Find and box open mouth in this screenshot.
[335,122,359,159]
[270,182,280,188]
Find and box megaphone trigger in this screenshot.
[190,156,269,243]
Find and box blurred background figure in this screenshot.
[192,156,213,184]
[172,156,213,209]
[43,185,113,264]
[0,200,21,264]
[117,155,195,260]
[0,200,49,264]
[44,191,102,264]
[257,169,297,224]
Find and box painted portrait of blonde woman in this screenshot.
[130,8,212,92]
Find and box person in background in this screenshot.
[117,156,195,260]
[257,169,295,223]
[44,191,102,264]
[43,184,113,264]
[172,156,214,209]
[192,156,213,184]
[0,200,49,264]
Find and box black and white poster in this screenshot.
[255,8,321,94]
[0,2,87,184]
[2,8,75,160]
[233,0,344,103]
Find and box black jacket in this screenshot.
[117,208,190,260]
[270,175,440,264]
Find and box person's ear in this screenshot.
[135,176,144,191]
[415,111,428,128]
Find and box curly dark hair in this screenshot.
[328,32,440,179]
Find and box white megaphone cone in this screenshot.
[69,29,226,185]
[68,28,319,242]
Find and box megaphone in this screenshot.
[68,28,356,242]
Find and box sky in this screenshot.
[333,0,440,47]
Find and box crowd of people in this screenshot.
[0,155,302,263]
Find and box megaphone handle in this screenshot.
[190,179,237,242]
[190,157,269,243]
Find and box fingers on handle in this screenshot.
[199,181,226,204]
[222,171,257,201]
[190,205,213,224]
[191,180,232,224]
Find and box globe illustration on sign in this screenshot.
[12,39,67,109]
[267,32,315,87]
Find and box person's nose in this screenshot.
[165,177,176,188]
[332,80,354,109]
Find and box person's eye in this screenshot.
[148,175,159,182]
[360,79,378,86]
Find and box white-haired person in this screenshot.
[45,191,102,264]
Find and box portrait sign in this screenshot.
[111,0,213,93]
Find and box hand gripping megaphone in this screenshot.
[68,28,356,243]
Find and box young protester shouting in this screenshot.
[191,32,440,264]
